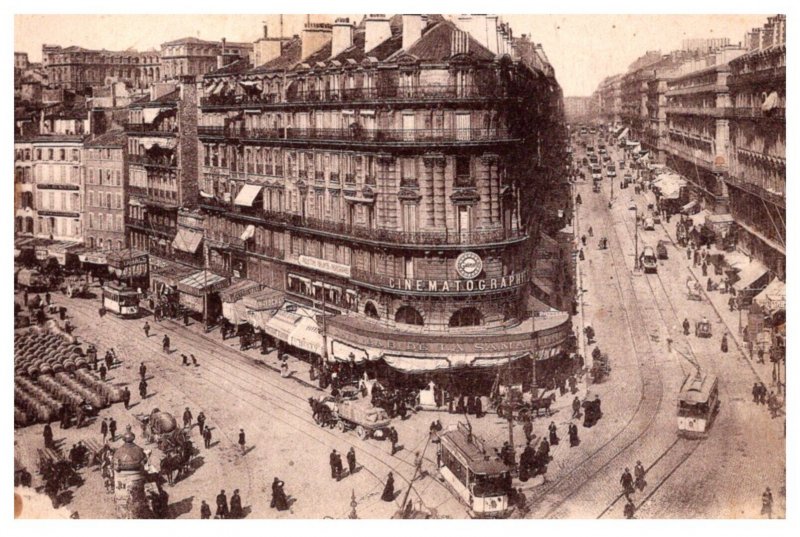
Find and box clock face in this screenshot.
[456,252,483,280]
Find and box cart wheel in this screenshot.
[356,425,367,440]
[336,420,346,433]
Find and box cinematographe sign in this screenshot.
[388,270,527,293]
[455,251,483,280]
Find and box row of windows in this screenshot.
[87,191,123,209]
[86,212,124,232]
[87,148,121,160]
[87,167,122,186]
[37,216,81,238]
[32,148,81,162]
[36,191,81,212]
[33,164,81,184]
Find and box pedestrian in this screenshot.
[43,422,54,449]
[238,428,246,455]
[523,419,534,444]
[143,321,150,338]
[330,449,341,481]
[579,248,585,261]
[99,363,107,381]
[347,447,357,475]
[183,407,193,429]
[687,247,692,261]
[215,489,229,519]
[752,382,760,403]
[683,318,691,336]
[105,350,114,370]
[122,387,131,410]
[693,249,700,267]
[381,472,395,502]
[181,354,189,366]
[271,478,289,511]
[139,362,147,380]
[621,468,634,496]
[588,226,593,237]
[702,261,708,277]
[581,234,587,246]
[45,291,51,305]
[721,333,729,353]
[230,489,244,519]
[624,497,636,519]
[197,411,206,433]
[759,383,767,405]
[162,334,170,353]
[139,379,148,399]
[634,460,646,491]
[548,422,559,446]
[761,487,774,518]
[183,310,190,326]
[191,354,198,366]
[572,396,581,419]
[757,348,765,364]
[569,423,580,447]
[389,426,399,455]
[109,418,117,441]
[200,500,211,519]
[203,426,212,449]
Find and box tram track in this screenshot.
[527,176,667,519]
[60,295,460,517]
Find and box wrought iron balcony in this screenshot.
[125,123,178,136]
[129,153,177,169]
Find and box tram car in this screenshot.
[677,373,720,438]
[437,423,514,518]
[641,246,658,273]
[102,282,140,317]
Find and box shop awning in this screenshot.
[78,250,109,265]
[234,184,262,207]
[731,260,769,292]
[223,300,251,325]
[616,127,629,140]
[241,224,255,241]
[172,228,203,254]
[753,278,785,314]
[243,288,284,311]
[262,309,302,342]
[220,279,262,303]
[178,270,229,295]
[330,340,371,364]
[288,316,324,356]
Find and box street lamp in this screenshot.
[628,202,639,270]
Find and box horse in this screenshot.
[159,451,190,486]
[529,393,556,417]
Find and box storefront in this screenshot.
[177,270,230,324]
[220,279,263,325]
[106,249,149,288]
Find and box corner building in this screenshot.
[198,15,573,378]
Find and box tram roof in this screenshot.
[678,373,717,404]
[440,426,509,475]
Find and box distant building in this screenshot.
[160,37,253,79]
[563,96,593,122]
[84,129,128,251]
[682,37,731,54]
[41,44,161,93]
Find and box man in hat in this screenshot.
[143,321,151,338]
[230,489,244,519]
[108,418,117,441]
[200,500,212,519]
[43,422,54,449]
[388,426,399,455]
[634,460,646,491]
[139,362,147,381]
[330,449,341,481]
[238,429,247,454]
[761,487,773,518]
[139,378,148,400]
[215,489,229,519]
[183,407,193,429]
[196,411,206,433]
[203,426,212,449]
[347,447,357,476]
[121,387,131,410]
[620,468,634,496]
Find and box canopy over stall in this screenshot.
[220,279,262,325]
[753,278,785,314]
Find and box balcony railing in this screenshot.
[201,85,509,108]
[205,230,284,258]
[732,107,785,120]
[125,123,178,135]
[129,154,177,169]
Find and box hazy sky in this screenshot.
[15,14,768,96]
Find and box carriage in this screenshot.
[687,278,703,301]
[695,320,712,338]
[136,409,195,485]
[591,353,611,383]
[61,275,89,298]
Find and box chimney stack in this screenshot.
[263,24,268,39]
[301,22,332,60]
[365,14,392,54]
[332,17,354,57]
[402,14,424,51]
[485,15,499,54]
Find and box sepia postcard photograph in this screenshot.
[7,2,792,530]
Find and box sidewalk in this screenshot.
[659,213,783,399]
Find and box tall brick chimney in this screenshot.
[301,22,332,60]
[402,15,424,51]
[332,17,354,57]
[365,14,391,54]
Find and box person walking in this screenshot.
[634,460,646,491]
[139,362,147,380]
[569,423,580,447]
[105,349,115,370]
[230,489,244,519]
[346,447,357,476]
[196,411,206,433]
[620,468,634,496]
[139,378,148,400]
[203,426,212,449]
[143,322,150,338]
[215,489,229,519]
[108,418,117,441]
[238,429,247,455]
[43,422,54,449]
[389,426,399,455]
[523,418,534,444]
[624,497,636,519]
[761,487,773,518]
[683,318,690,336]
[271,478,288,511]
[721,333,729,353]
[190,354,198,366]
[45,291,51,305]
[381,472,395,502]
[548,422,559,446]
[183,407,193,429]
[162,334,170,353]
[330,449,341,481]
[99,363,107,381]
[200,500,211,519]
[572,396,581,419]
[122,387,131,410]
[181,354,189,366]
[752,382,760,403]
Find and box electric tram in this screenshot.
[102,282,140,317]
[437,423,514,518]
[677,373,720,438]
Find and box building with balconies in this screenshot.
[14,141,35,236]
[725,15,785,279]
[160,37,253,80]
[84,129,128,251]
[125,79,199,259]
[195,14,573,378]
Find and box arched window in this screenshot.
[449,307,483,328]
[395,305,423,326]
[364,301,379,320]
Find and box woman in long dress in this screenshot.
[381,472,395,502]
[271,477,289,511]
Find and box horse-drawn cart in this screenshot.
[312,394,391,440]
